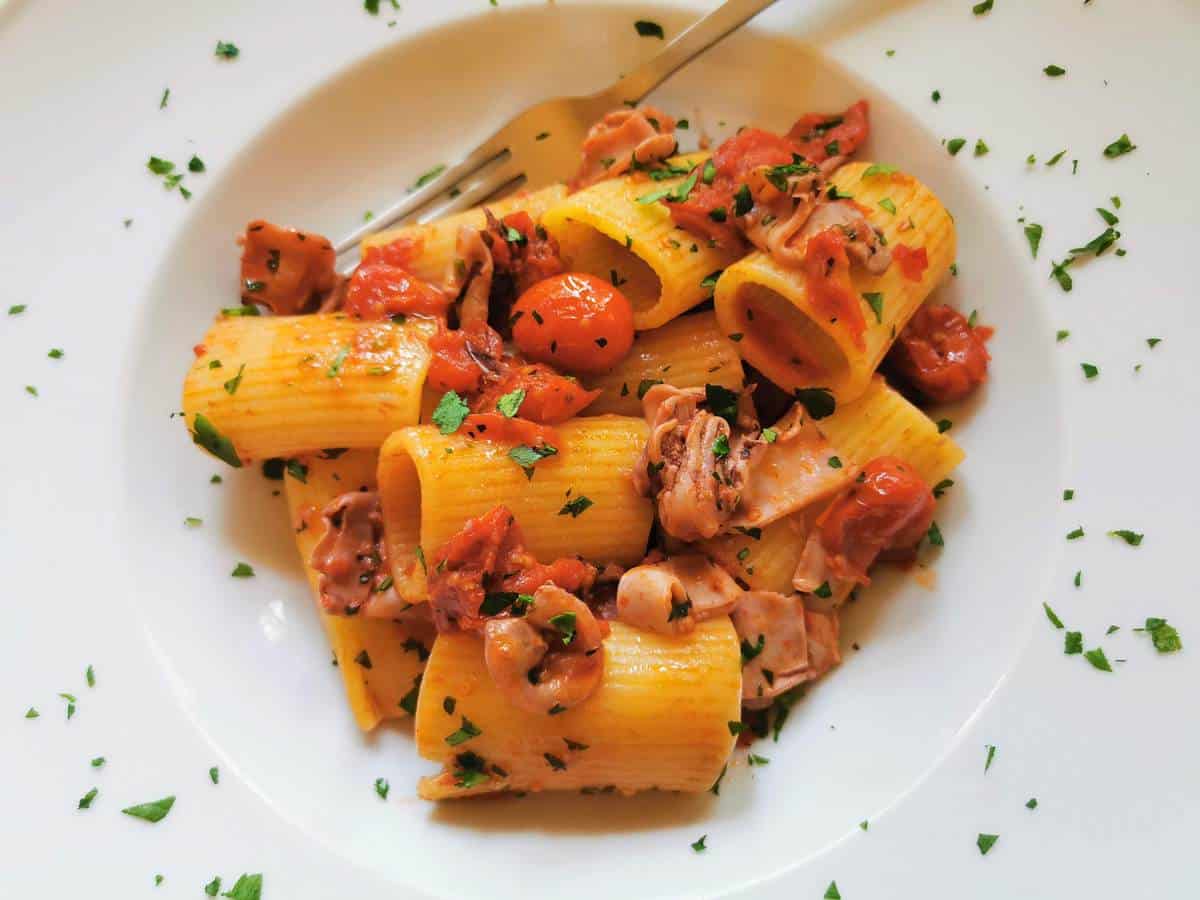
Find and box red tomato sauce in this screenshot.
[802,228,866,349]
[892,244,929,282]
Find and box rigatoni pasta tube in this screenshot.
[714,162,956,402]
[414,619,740,799]
[378,416,654,601]
[541,155,743,330]
[818,375,964,487]
[582,311,744,417]
[283,449,433,730]
[361,185,567,284]
[183,314,436,461]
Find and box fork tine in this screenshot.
[333,139,508,256]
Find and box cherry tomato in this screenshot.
[427,322,505,394]
[816,456,935,584]
[510,273,635,374]
[887,304,990,403]
[343,261,449,320]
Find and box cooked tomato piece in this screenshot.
[428,505,524,631]
[892,244,929,282]
[473,364,599,424]
[460,413,560,448]
[887,304,990,403]
[501,557,596,596]
[511,273,635,374]
[786,100,871,163]
[816,456,935,584]
[495,211,565,296]
[802,227,866,349]
[426,322,505,394]
[239,220,338,314]
[343,261,449,320]
[362,236,423,268]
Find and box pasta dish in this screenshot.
[181,100,989,799]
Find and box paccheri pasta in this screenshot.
[181,98,990,801]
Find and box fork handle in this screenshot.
[605,0,783,105]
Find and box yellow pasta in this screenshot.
[582,311,744,417]
[818,375,964,487]
[183,314,436,462]
[360,184,568,284]
[541,155,743,330]
[283,449,433,730]
[714,162,956,403]
[698,514,810,595]
[378,416,654,601]
[414,619,740,799]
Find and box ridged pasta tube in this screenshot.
[714,162,956,403]
[414,619,741,799]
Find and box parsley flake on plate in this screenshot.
[121,795,176,823]
[1139,618,1183,653]
[214,41,240,59]
[1084,647,1113,672]
[824,882,842,900]
[1065,631,1083,655]
[221,873,263,900]
[231,562,255,577]
[984,744,997,772]
[205,876,222,897]
[1044,64,1066,76]
[976,832,999,855]
[1043,602,1065,629]
[1103,133,1136,158]
[946,137,967,156]
[77,788,99,810]
[1107,529,1143,546]
[191,413,242,468]
[1023,223,1043,258]
[374,777,390,800]
[210,766,220,785]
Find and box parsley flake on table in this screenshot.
[1139,618,1183,653]
[932,89,942,102]
[159,87,170,109]
[1107,529,1143,546]
[976,832,999,855]
[1050,258,1073,291]
[860,820,869,831]
[25,385,39,397]
[748,753,770,766]
[1147,337,1162,348]
[691,834,708,852]
[221,873,263,900]
[121,795,176,823]
[432,390,470,434]
[1026,797,1038,809]
[231,562,255,577]
[48,347,64,359]
[214,41,240,59]
[1084,647,1113,672]
[1023,222,1043,258]
[1103,133,1136,158]
[8,304,26,315]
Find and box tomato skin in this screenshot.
[803,227,867,349]
[892,244,929,282]
[473,364,599,424]
[816,456,935,584]
[343,261,449,320]
[786,100,871,162]
[510,273,635,374]
[887,304,990,404]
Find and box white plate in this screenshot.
[2,1,1198,897]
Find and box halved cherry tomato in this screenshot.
[887,304,990,403]
[786,100,871,163]
[510,273,635,374]
[473,364,599,423]
[816,456,935,584]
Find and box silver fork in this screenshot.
[333,0,780,270]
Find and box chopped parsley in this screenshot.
[814,581,833,598]
[86,664,95,688]
[1102,133,1136,158]
[354,650,372,669]
[373,777,390,800]
[984,744,997,772]
[563,738,589,751]
[188,155,206,173]
[733,184,753,216]
[1081,363,1099,380]
[946,137,967,156]
[214,41,240,59]
[862,292,884,323]
[508,443,557,479]
[1046,149,1068,167]
[78,787,99,810]
[637,378,664,399]
[1026,797,1038,810]
[748,753,770,766]
[399,675,422,716]
[1107,529,1143,546]
[926,521,944,547]
[411,164,446,190]
[862,163,898,177]
[1066,526,1085,540]
[1056,329,1070,342]
[326,345,351,378]
[700,269,723,291]
[705,383,740,424]
[231,562,255,577]
[92,757,106,768]
[445,716,482,746]
[712,434,730,458]
[24,708,38,719]
[544,752,567,771]
[48,348,64,359]
[634,19,664,39]
[1074,570,1082,588]
[972,0,993,13]
[933,478,954,498]
[222,363,246,395]
[1084,647,1112,672]
[728,720,746,736]
[1147,337,1162,348]
[976,833,999,855]
[191,413,242,468]
[432,390,470,434]
[932,89,942,102]
[558,495,593,518]
[221,874,263,900]
[495,388,525,418]
[937,419,953,433]
[691,834,708,852]
[184,517,202,528]
[8,304,26,315]
[824,882,842,900]
[209,766,219,785]
[548,612,577,645]
[878,197,897,215]
[1063,489,1075,501]
[205,876,222,897]
[121,795,176,823]
[793,386,836,419]
[1043,64,1066,76]
[761,427,778,443]
[740,634,765,663]
[1065,631,1083,655]
[1023,222,1043,258]
[1044,603,1065,629]
[1139,617,1182,653]
[974,139,989,157]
